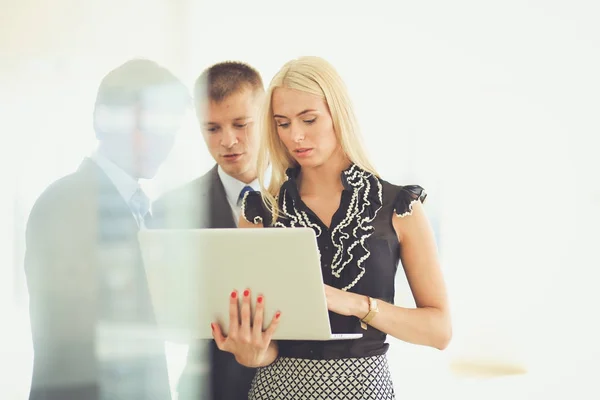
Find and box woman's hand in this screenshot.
[211,289,281,368]
[324,284,369,318]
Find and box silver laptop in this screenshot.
[138,227,362,342]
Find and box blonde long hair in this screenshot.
[257,56,378,223]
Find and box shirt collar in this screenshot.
[90,150,141,207]
[217,165,263,206]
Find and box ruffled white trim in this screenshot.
[240,191,263,224]
[330,165,383,291]
[273,164,383,292]
[394,198,420,218]
[274,189,323,236]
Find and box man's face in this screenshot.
[199,87,261,184]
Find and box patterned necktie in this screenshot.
[130,187,151,228]
[238,185,253,206]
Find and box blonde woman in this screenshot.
[210,56,451,399]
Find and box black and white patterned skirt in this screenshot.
[248,355,395,400]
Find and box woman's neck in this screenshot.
[298,150,351,196]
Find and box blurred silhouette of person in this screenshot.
[152,61,264,400]
[24,58,190,400]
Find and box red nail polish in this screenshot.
[257,296,263,304]
[275,311,281,319]
[243,289,250,297]
[231,291,237,299]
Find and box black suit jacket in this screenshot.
[153,165,256,400]
[25,158,171,400]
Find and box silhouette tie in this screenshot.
[238,185,253,206]
[130,187,151,228]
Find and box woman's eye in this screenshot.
[304,118,316,124]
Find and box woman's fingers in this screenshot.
[211,322,227,351]
[252,293,265,339]
[239,288,253,339]
[226,289,279,348]
[263,310,282,343]
[228,290,239,337]
[218,290,281,367]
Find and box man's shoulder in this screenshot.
[26,166,99,236]
[151,168,221,229]
[154,169,216,208]
[32,166,96,212]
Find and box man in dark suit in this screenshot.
[24,59,190,400]
[152,61,265,400]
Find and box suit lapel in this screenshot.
[207,166,236,229]
[78,158,153,320]
[79,158,139,240]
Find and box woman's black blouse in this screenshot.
[241,164,426,360]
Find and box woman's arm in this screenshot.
[325,201,451,350]
[372,200,451,349]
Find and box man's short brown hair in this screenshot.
[193,61,263,108]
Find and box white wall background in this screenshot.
[1,0,599,398]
